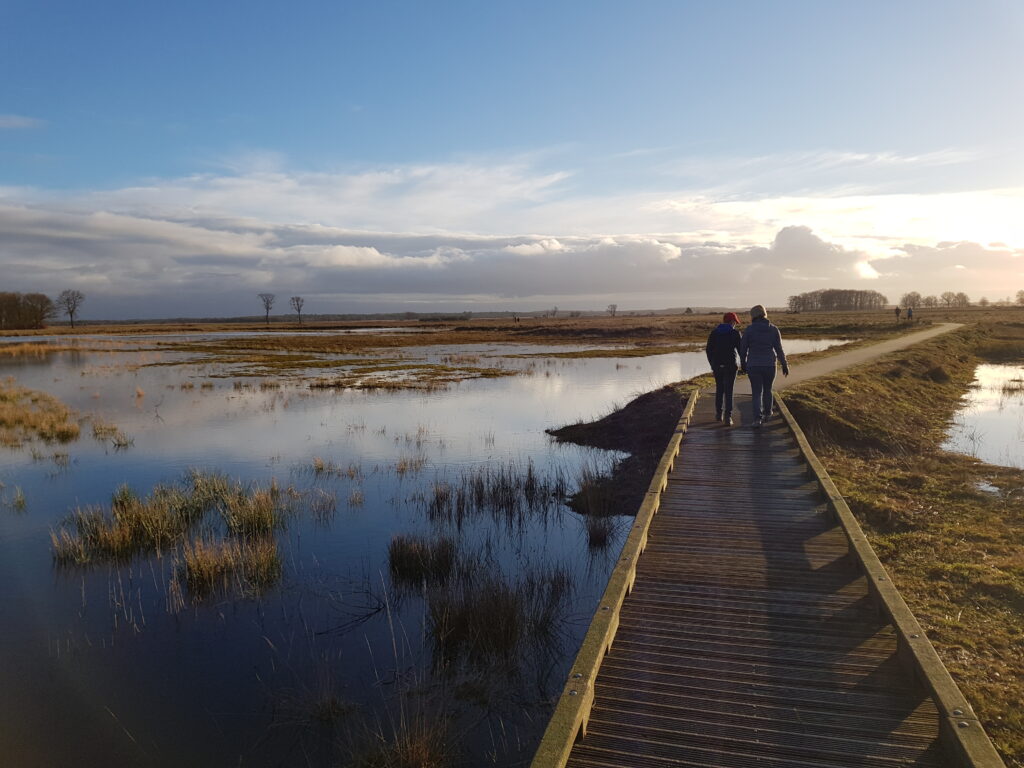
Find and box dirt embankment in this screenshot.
[547,382,696,515]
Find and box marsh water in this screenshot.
[0,335,844,767]
[944,363,1024,469]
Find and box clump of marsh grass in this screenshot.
[310,456,364,480]
[427,562,573,665]
[0,377,80,447]
[110,429,134,449]
[90,417,120,440]
[388,535,456,587]
[309,489,337,524]
[395,456,427,477]
[49,471,239,565]
[570,463,618,549]
[179,536,282,598]
[585,514,615,550]
[349,719,450,768]
[418,460,568,527]
[219,482,285,536]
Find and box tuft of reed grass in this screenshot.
[388,535,456,587]
[0,377,80,447]
[395,456,426,476]
[585,514,615,549]
[427,563,573,664]
[90,417,120,440]
[419,459,568,527]
[179,536,282,597]
[220,485,284,536]
[50,471,236,564]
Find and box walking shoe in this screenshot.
[715,411,722,422]
[725,415,734,426]
[752,417,763,428]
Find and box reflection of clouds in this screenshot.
[944,365,1024,468]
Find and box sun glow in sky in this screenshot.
[2,0,1023,318]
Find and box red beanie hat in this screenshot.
[723,312,739,325]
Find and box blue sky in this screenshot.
[2,0,1023,318]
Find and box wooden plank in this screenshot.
[532,391,1003,768]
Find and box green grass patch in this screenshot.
[785,324,1024,765]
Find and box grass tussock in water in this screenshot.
[348,706,452,768]
[220,481,286,536]
[784,324,1024,765]
[388,535,457,587]
[0,377,80,447]
[49,471,293,565]
[427,560,573,666]
[418,460,568,527]
[180,536,282,597]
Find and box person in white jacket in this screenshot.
[740,304,789,427]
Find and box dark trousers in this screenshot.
[747,365,777,420]
[713,365,737,416]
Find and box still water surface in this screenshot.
[944,363,1024,469]
[0,337,843,767]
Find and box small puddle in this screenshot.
[944,364,1024,469]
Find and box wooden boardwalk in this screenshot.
[532,391,1004,768]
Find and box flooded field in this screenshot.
[945,363,1024,469]
[0,333,844,767]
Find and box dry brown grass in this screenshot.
[784,324,1024,766]
[179,536,282,597]
[0,342,78,357]
[0,377,80,447]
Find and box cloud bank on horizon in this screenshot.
[3,149,1021,318]
[2,1,1022,319]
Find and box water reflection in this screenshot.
[0,337,845,767]
[945,363,1024,468]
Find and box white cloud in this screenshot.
[2,150,1024,317]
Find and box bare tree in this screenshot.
[922,295,938,308]
[940,291,956,307]
[978,296,990,307]
[954,291,970,307]
[606,303,617,317]
[900,291,922,309]
[258,293,275,326]
[290,296,305,324]
[55,289,85,328]
[1016,290,1024,306]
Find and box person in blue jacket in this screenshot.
[705,312,742,426]
[740,304,789,428]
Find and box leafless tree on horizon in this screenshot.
[289,296,305,324]
[56,289,85,328]
[258,293,275,326]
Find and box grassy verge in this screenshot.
[784,324,1023,766]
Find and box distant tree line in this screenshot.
[0,289,86,330]
[787,289,888,313]
[0,292,55,329]
[899,291,971,308]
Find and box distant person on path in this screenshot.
[740,304,788,428]
[894,306,901,321]
[907,307,914,321]
[706,312,742,426]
